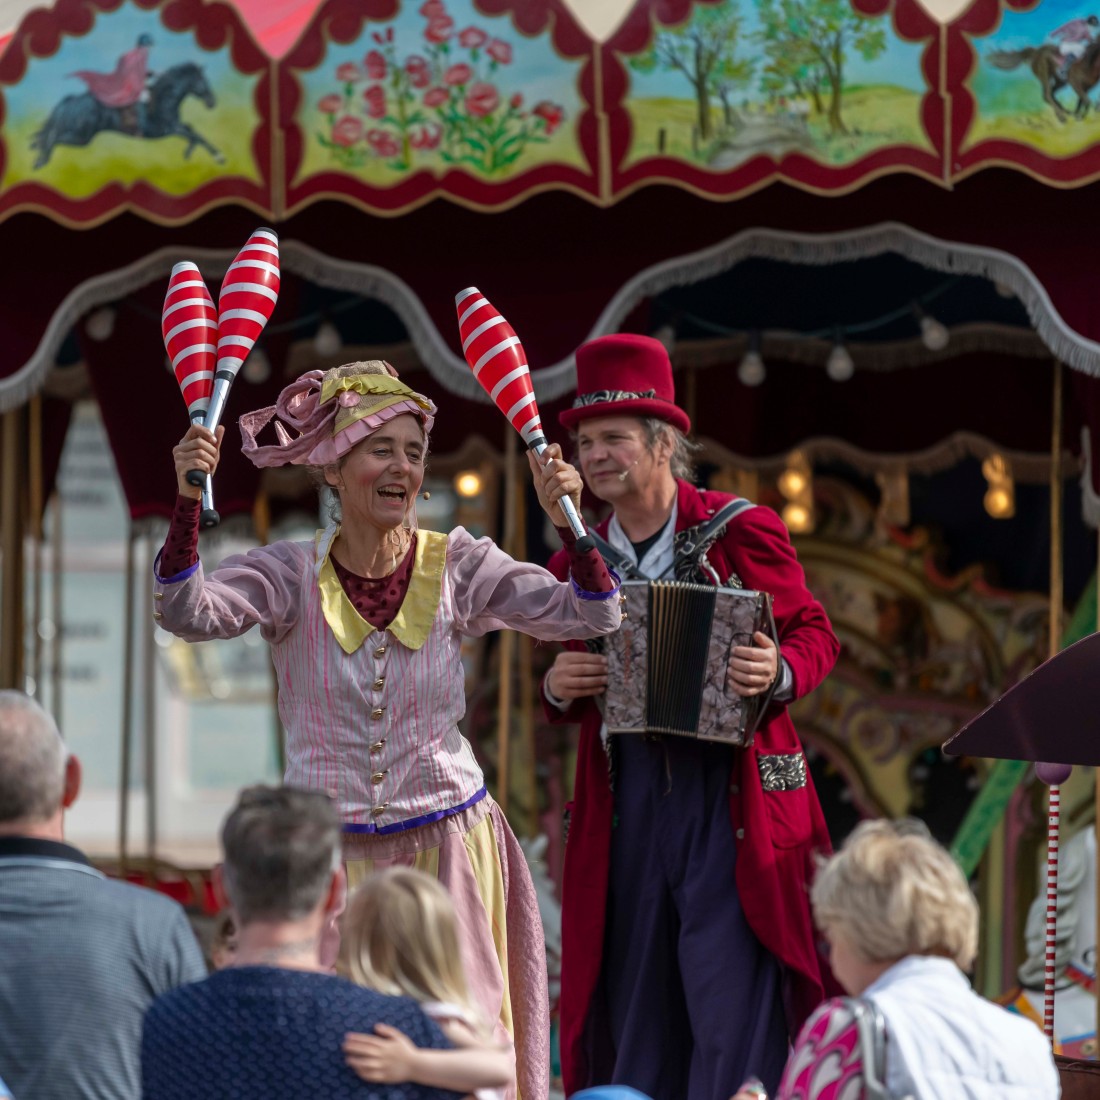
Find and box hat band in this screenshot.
[572,388,657,409]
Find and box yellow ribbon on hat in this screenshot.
[319,371,435,437]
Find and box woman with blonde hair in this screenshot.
[735,818,1059,1099]
[342,867,514,1099]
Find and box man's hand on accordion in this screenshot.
[727,631,778,697]
[546,651,609,701]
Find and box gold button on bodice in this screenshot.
[371,772,386,784]
[370,740,386,753]
[374,645,387,659]
[371,707,384,720]
[154,592,164,600]
[152,611,164,621]
[370,804,389,818]
[373,678,385,691]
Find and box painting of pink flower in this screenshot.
[444,63,473,86]
[336,62,362,83]
[410,123,443,150]
[532,100,564,134]
[405,55,431,88]
[465,82,499,118]
[458,26,488,49]
[510,93,523,110]
[423,86,449,108]
[424,16,454,44]
[363,84,387,119]
[364,50,387,80]
[332,115,364,147]
[318,94,343,114]
[366,129,400,157]
[419,0,446,16]
[486,39,512,64]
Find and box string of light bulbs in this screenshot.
[656,276,962,386]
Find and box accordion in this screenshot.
[602,579,778,746]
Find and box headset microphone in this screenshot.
[618,458,641,482]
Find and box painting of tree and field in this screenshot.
[620,0,931,173]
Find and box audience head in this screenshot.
[811,818,978,993]
[344,867,474,1015]
[219,785,341,927]
[0,691,79,835]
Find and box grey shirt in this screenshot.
[0,837,206,1100]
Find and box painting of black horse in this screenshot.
[31,62,224,169]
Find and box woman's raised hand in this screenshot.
[527,443,583,529]
[172,424,224,500]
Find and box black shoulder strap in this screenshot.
[697,497,756,546]
[674,498,757,573]
[587,529,651,581]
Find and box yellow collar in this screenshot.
[315,527,448,654]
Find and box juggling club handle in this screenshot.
[530,440,595,553]
[199,476,220,530]
[185,379,233,487]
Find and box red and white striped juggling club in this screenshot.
[184,227,280,500]
[455,287,593,551]
[163,261,220,524]
[163,261,216,426]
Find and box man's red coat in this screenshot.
[545,480,840,1094]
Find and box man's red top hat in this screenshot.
[559,334,691,434]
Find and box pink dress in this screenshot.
[155,505,621,1100]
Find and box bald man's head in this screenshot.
[0,692,66,826]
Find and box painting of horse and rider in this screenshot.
[970,1,1100,155]
[0,9,262,196]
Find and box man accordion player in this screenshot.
[542,334,840,1100]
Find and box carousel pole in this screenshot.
[255,488,285,774]
[29,395,44,697]
[118,526,137,875]
[1040,360,1065,1043]
[496,426,520,817]
[50,490,63,727]
[142,533,157,860]
[0,408,26,691]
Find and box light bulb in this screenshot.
[652,324,676,352]
[919,315,949,352]
[243,347,271,383]
[737,350,766,387]
[454,470,482,498]
[781,501,812,533]
[826,342,854,382]
[984,485,1014,519]
[778,468,807,499]
[87,307,116,341]
[994,281,1015,299]
[314,320,341,356]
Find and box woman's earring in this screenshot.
[421,490,431,500]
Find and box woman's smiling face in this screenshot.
[324,413,426,532]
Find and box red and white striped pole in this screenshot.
[1035,760,1072,1044]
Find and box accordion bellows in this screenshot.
[604,580,777,745]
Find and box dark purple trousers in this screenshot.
[599,735,789,1100]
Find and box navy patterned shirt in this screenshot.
[142,967,461,1100]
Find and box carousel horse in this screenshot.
[31,62,223,169]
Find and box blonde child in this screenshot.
[341,868,516,1099]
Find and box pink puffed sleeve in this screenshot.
[153,538,310,645]
[447,527,620,641]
